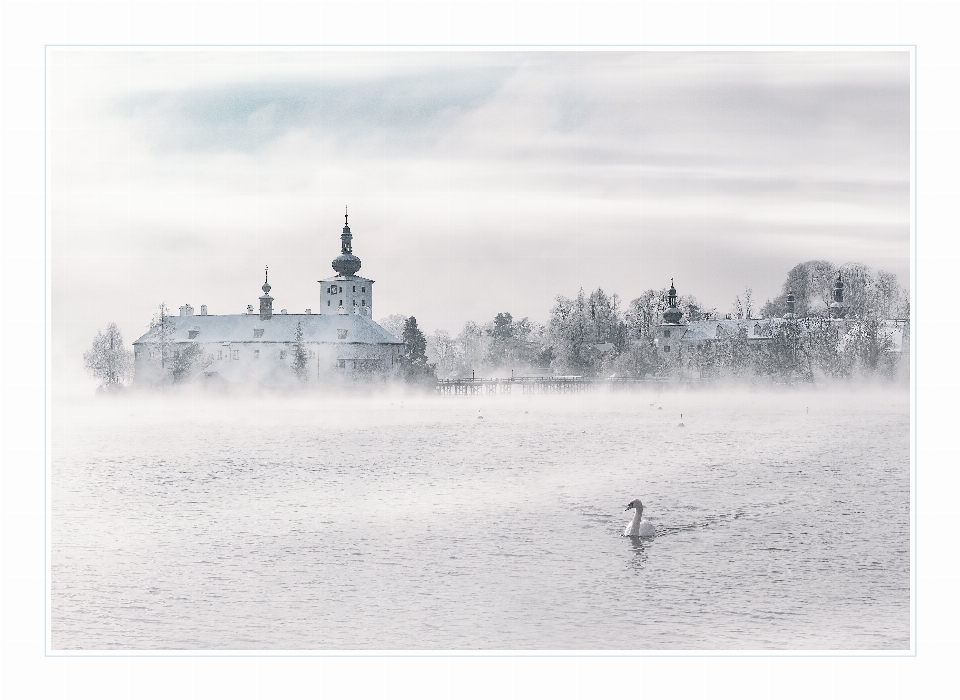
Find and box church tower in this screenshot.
[319,208,375,317]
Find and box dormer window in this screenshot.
[663,329,671,338]
[188,329,199,339]
[254,328,264,338]
[337,329,348,339]
[716,325,723,339]
[753,323,762,336]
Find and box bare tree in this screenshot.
[378,313,408,340]
[149,302,177,371]
[83,323,133,389]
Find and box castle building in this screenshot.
[654,273,909,370]
[132,212,403,387]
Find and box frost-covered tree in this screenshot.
[378,313,408,340]
[83,323,133,389]
[292,321,309,381]
[169,343,211,384]
[148,302,177,371]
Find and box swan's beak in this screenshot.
[624,505,631,510]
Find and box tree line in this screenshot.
[391,260,910,384]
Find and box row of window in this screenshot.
[327,299,367,307]
[326,285,367,294]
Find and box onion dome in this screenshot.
[259,266,274,320]
[663,278,683,324]
[332,207,362,277]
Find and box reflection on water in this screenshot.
[51,388,910,650]
[626,535,649,572]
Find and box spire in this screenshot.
[332,207,361,276]
[259,265,273,320]
[663,278,683,324]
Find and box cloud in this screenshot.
[114,65,517,153]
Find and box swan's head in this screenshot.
[625,499,644,515]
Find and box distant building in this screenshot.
[655,274,909,372]
[132,211,403,387]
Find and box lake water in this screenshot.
[50,386,911,650]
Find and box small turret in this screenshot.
[259,266,274,320]
[785,289,796,319]
[829,271,846,318]
[663,278,683,324]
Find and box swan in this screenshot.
[623,499,656,537]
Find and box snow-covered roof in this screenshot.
[132,312,402,346]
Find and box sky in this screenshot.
[50,49,911,379]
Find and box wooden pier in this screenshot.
[436,376,699,395]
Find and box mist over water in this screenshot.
[51,386,909,650]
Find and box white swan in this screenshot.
[623,499,656,537]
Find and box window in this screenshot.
[353,300,357,306]
[664,329,671,338]
[361,287,366,292]
[339,286,342,293]
[254,349,260,359]
[337,359,346,369]
[716,325,723,339]
[254,328,264,338]
[353,286,356,292]
[135,349,141,359]
[664,345,671,353]
[232,349,239,360]
[327,300,330,306]
[339,300,343,306]
[337,329,348,339]
[279,350,287,359]
[149,351,157,360]
[188,329,199,339]
[217,350,222,360]
[361,299,366,306]
[754,323,761,336]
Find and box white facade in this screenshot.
[319,275,374,316]
[132,211,402,387]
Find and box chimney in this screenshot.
[200,305,208,316]
[185,304,194,316]
[179,305,187,316]
[305,309,312,314]
[247,305,254,314]
[280,309,287,315]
